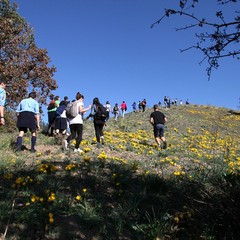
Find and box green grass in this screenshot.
[0,105,240,239]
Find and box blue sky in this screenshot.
[13,0,239,121]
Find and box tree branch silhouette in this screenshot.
[151,0,240,79]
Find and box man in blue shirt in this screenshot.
[16,91,40,152]
[0,80,6,126]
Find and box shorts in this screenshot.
[153,124,165,138]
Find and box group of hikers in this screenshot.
[46,93,108,152]
[0,79,168,152]
[45,95,167,151]
[162,96,190,108]
[46,94,168,151]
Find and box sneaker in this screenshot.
[163,141,167,149]
[100,136,105,145]
[74,148,84,153]
[64,140,69,150]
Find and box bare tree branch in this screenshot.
[151,0,240,79]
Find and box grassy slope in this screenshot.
[0,105,240,240]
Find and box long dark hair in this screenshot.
[92,97,100,106]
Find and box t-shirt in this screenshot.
[121,103,127,110]
[105,103,111,112]
[150,111,165,125]
[0,87,6,106]
[16,98,39,114]
[69,100,83,125]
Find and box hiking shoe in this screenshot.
[30,148,36,153]
[162,141,167,149]
[74,148,84,153]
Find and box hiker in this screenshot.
[66,92,91,153]
[141,99,147,112]
[132,102,137,112]
[63,96,70,105]
[112,103,120,121]
[54,100,69,150]
[174,98,178,106]
[163,96,168,108]
[0,80,6,126]
[63,96,70,135]
[167,97,171,108]
[16,91,40,152]
[138,101,142,112]
[150,104,167,149]
[120,101,127,118]
[90,97,106,147]
[105,101,111,122]
[46,95,60,136]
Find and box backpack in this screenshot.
[65,101,79,118]
[95,104,108,121]
[56,105,66,117]
[47,100,56,110]
[113,106,118,112]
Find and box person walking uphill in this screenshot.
[120,101,127,118]
[66,92,91,153]
[90,97,106,147]
[150,104,167,149]
[54,100,69,150]
[46,95,60,136]
[16,91,40,152]
[0,80,6,126]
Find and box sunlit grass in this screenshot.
[0,105,240,239]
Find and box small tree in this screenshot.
[151,0,240,78]
[0,0,57,107]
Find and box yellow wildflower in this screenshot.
[49,218,54,224]
[76,195,82,201]
[48,192,56,201]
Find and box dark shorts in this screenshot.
[153,124,165,138]
[17,111,37,133]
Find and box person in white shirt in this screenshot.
[66,92,91,153]
[105,101,111,122]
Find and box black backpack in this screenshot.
[113,106,118,112]
[95,104,108,121]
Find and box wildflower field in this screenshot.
[0,105,240,239]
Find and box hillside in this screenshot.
[0,104,240,240]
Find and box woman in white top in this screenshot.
[66,92,91,152]
[105,101,111,122]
